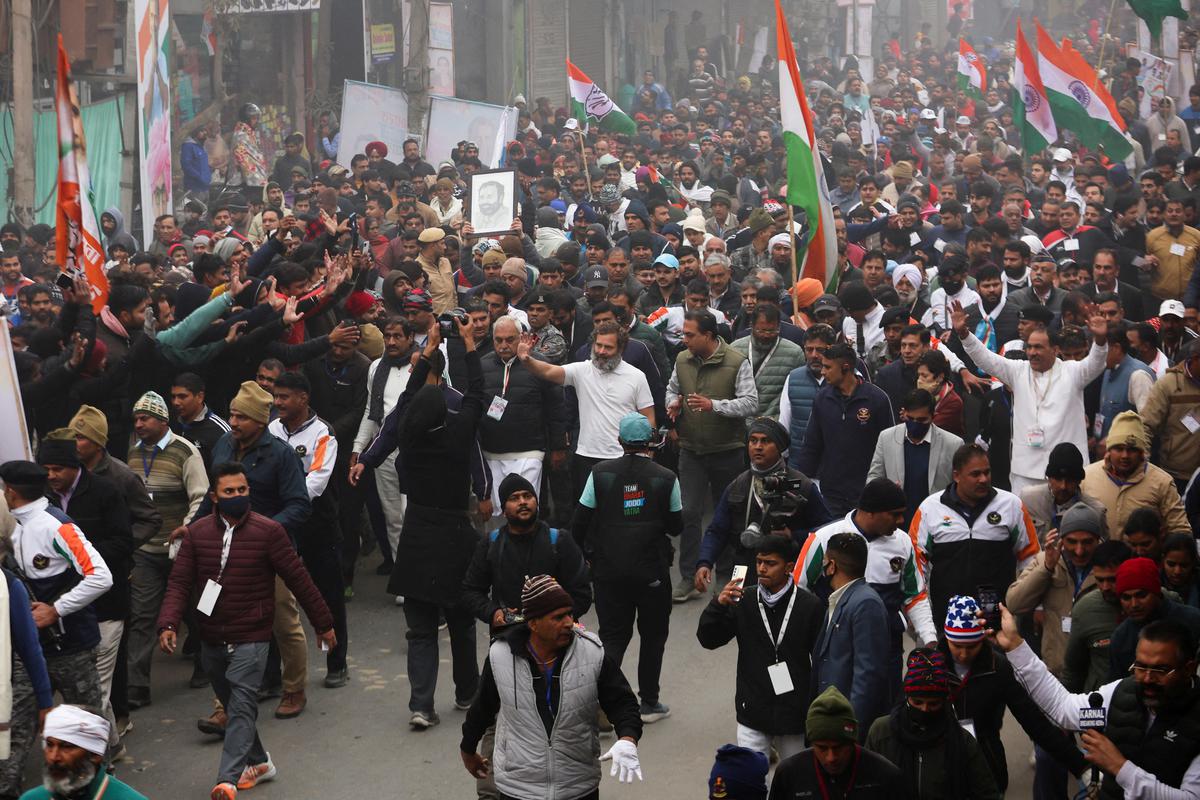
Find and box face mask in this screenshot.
[905,419,931,440]
[916,378,941,394]
[217,495,251,519]
[940,278,964,295]
[906,704,944,728]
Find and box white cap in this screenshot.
[920,108,937,120]
[1160,299,1186,318]
[513,94,527,105]
[955,115,971,126]
[933,127,947,135]
[1052,147,1073,162]
[563,118,580,131]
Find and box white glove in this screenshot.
[599,738,643,783]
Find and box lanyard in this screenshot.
[526,642,558,715]
[812,746,859,800]
[139,445,159,480]
[1027,364,1059,429]
[757,585,798,659]
[216,521,235,583]
[501,358,515,397]
[93,774,111,800]
[748,338,778,378]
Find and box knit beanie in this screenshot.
[498,473,537,506]
[36,437,80,468]
[357,323,384,360]
[708,744,768,800]
[891,161,914,180]
[212,236,243,264]
[481,249,506,268]
[132,391,170,422]
[501,258,527,282]
[747,209,774,234]
[746,418,789,453]
[345,290,377,318]
[1044,443,1085,481]
[69,405,109,447]
[521,575,573,619]
[1115,557,1161,597]
[805,686,859,743]
[1106,411,1150,452]
[858,478,907,513]
[944,595,986,642]
[903,648,951,696]
[1061,504,1105,540]
[229,381,273,425]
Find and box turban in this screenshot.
[768,233,793,250]
[43,705,111,757]
[892,264,924,290]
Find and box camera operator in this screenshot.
[693,418,832,595]
[995,604,1200,799]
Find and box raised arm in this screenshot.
[516,334,566,384]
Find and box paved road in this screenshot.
[90,564,1038,798]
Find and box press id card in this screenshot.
[486,395,508,421]
[197,579,222,616]
[767,662,795,695]
[1027,427,1046,448]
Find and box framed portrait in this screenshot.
[468,169,517,237]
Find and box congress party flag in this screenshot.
[957,38,987,99]
[567,60,636,136]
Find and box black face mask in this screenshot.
[940,278,964,296]
[217,495,251,519]
[905,704,944,729]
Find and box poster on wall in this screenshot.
[134,0,172,237]
[429,50,455,95]
[337,80,413,169]
[0,325,32,464]
[227,0,319,12]
[429,3,454,49]
[426,96,517,168]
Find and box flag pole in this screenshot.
[788,201,798,288]
[1095,0,1120,81]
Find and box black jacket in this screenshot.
[304,350,371,449]
[460,522,592,625]
[478,353,568,454]
[47,469,136,621]
[769,745,901,799]
[940,641,1087,791]
[697,584,824,735]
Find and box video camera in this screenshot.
[739,472,809,550]
[438,307,469,338]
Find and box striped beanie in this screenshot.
[521,575,573,620]
[944,595,986,643]
[903,648,951,697]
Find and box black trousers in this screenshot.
[571,454,604,513]
[593,577,671,705]
[298,532,349,672]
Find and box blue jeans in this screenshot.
[202,642,269,785]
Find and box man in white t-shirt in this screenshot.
[516,320,655,503]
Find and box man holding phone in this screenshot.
[697,537,824,762]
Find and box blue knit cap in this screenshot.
[708,744,768,800]
[944,594,986,642]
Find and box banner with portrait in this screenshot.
[337,80,414,170]
[426,96,517,169]
[134,0,172,239]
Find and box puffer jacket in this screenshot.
[478,352,568,454]
[730,335,806,418]
[157,508,332,644]
[1140,362,1200,481]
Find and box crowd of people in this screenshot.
[5,12,1200,800]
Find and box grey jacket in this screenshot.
[491,628,607,799]
[866,422,963,496]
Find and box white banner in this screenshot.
[134,0,172,241]
[227,0,319,12]
[426,96,517,169]
[0,325,32,465]
[337,80,413,169]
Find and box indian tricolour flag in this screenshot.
[775,0,836,288]
[1012,20,1056,154]
[567,60,636,136]
[957,38,987,99]
[1036,21,1132,161]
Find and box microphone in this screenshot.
[1079,691,1107,786]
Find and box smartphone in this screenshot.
[55,272,75,290]
[731,565,749,589]
[977,584,1001,631]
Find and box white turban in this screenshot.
[892,264,924,290]
[768,233,793,250]
[1021,234,1047,254]
[43,706,110,757]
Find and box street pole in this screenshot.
[408,0,430,139]
[11,0,35,226]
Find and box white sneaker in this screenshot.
[409,710,440,729]
[237,752,276,790]
[395,595,405,606]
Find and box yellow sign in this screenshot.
[371,23,395,63]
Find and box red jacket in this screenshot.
[157,509,332,644]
